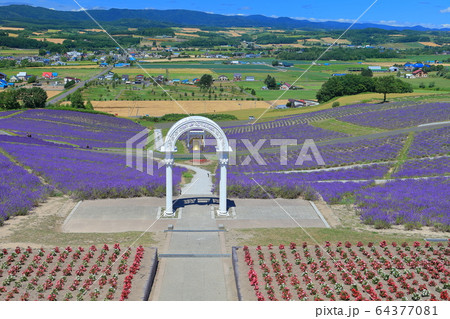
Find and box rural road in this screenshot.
[46,66,113,105]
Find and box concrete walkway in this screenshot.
[175,163,213,195]
[152,205,230,301]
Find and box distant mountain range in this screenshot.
[0,5,448,31]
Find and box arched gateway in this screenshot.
[161,116,231,216]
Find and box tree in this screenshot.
[197,74,213,91]
[70,90,85,109]
[316,74,376,103]
[264,75,277,90]
[0,90,20,110]
[64,80,75,89]
[375,76,413,102]
[27,75,37,84]
[272,60,279,66]
[85,99,94,110]
[17,88,47,108]
[361,68,373,77]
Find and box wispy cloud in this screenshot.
[440,7,450,13]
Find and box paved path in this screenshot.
[176,163,213,195]
[153,205,229,301]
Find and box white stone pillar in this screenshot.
[164,152,174,216]
[218,154,229,216]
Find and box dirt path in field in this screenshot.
[0,196,77,248]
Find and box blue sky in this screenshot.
[1,0,450,29]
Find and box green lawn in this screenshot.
[0,49,39,55]
[404,76,450,92]
[232,227,424,247]
[0,67,101,81]
[311,118,387,136]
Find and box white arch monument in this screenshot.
[161,116,231,216]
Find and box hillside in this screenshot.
[0,5,447,31]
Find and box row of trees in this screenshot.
[316,75,413,103]
[0,87,94,110]
[0,87,47,109]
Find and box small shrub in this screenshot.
[374,220,391,229]
[332,102,340,108]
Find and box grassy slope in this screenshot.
[311,118,387,136]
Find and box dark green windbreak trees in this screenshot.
[316,74,412,103]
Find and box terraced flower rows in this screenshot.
[239,241,450,301]
[393,157,450,178]
[224,101,424,135]
[340,103,450,130]
[229,135,406,173]
[0,109,145,148]
[0,245,150,301]
[0,141,184,200]
[408,127,450,157]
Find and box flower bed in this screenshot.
[238,241,450,301]
[0,245,153,301]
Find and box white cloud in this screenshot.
[440,7,450,13]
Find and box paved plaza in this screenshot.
[62,196,327,233]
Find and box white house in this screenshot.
[17,72,27,81]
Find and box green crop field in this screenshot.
[0,67,101,80]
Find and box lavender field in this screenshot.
[225,167,378,203]
[230,135,406,173]
[0,153,51,225]
[393,157,450,178]
[218,101,449,230]
[0,109,145,148]
[0,110,22,118]
[0,138,185,200]
[0,104,448,231]
[340,103,450,129]
[356,178,449,230]
[408,127,450,157]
